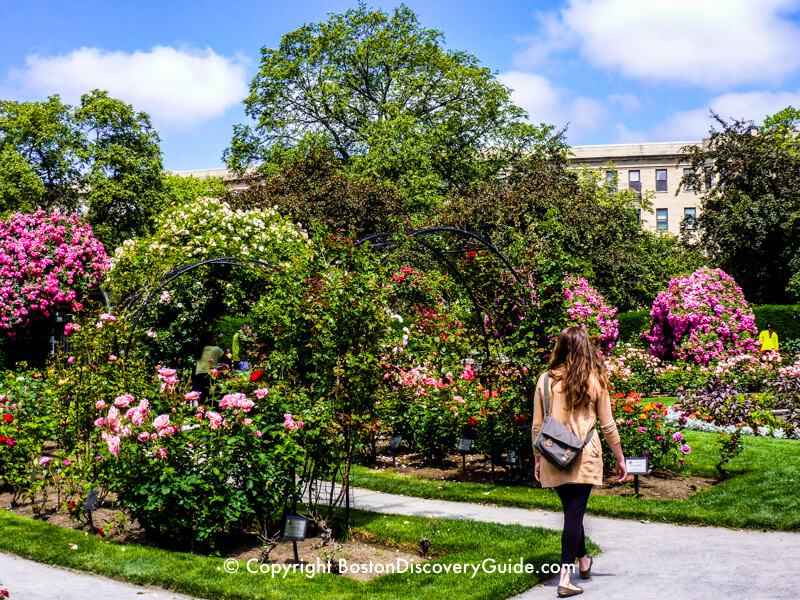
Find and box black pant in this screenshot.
[555,483,593,565]
[191,373,211,403]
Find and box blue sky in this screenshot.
[4,0,800,171]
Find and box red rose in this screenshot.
[2,414,12,423]
[1,589,9,597]
[250,370,264,382]
[469,416,478,426]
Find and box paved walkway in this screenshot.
[0,550,195,600]
[350,488,800,599]
[3,488,800,599]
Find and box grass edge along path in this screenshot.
[352,431,800,532]
[0,506,577,600]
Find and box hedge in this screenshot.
[616,310,650,342]
[214,315,251,352]
[615,305,800,349]
[751,305,800,341]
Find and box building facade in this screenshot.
[176,141,706,235]
[569,141,703,235]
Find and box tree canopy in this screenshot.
[0,91,166,248]
[224,3,555,210]
[681,108,800,304]
[439,155,702,311]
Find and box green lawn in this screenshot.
[0,506,577,600]
[353,431,800,532]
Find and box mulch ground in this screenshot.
[368,448,716,500]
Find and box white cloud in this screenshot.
[519,0,800,87]
[499,71,610,135]
[646,89,800,140]
[6,46,249,128]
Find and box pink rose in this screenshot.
[153,414,170,429]
[137,432,150,442]
[95,400,106,410]
[114,394,134,408]
[106,435,121,457]
[184,391,201,402]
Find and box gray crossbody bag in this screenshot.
[533,372,595,471]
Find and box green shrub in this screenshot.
[616,310,650,342]
[751,305,800,341]
[214,315,250,352]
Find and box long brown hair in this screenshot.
[547,326,609,409]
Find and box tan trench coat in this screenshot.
[531,370,621,488]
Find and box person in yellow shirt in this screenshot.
[758,324,779,353]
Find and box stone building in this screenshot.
[569,141,703,234]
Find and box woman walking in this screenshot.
[531,327,627,597]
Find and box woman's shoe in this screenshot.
[557,585,584,597]
[579,556,593,579]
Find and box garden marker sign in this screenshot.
[390,434,403,466]
[458,437,473,471]
[283,514,309,563]
[625,457,649,498]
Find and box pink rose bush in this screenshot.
[0,211,109,329]
[563,277,619,353]
[91,369,311,545]
[646,268,758,365]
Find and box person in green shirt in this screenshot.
[232,324,255,371]
[191,333,225,401]
[758,324,779,354]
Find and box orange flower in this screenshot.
[639,414,647,420]
[614,393,624,398]
[623,406,634,413]
[656,422,662,430]
[476,385,483,391]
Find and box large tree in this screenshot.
[0,91,166,248]
[0,95,83,214]
[224,3,552,211]
[681,109,800,304]
[439,154,702,311]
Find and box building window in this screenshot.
[629,170,641,192]
[704,167,713,191]
[656,169,668,192]
[684,207,696,230]
[657,208,668,230]
[683,168,694,191]
[606,170,617,192]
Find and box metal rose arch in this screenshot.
[357,227,528,477]
[122,256,275,356]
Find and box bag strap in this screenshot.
[542,371,596,447]
[542,372,551,417]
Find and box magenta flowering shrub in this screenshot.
[563,276,619,353]
[0,211,109,329]
[646,268,758,364]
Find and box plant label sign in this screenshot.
[625,457,649,476]
[389,435,403,449]
[506,451,517,465]
[83,490,100,511]
[457,437,473,453]
[282,515,308,542]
